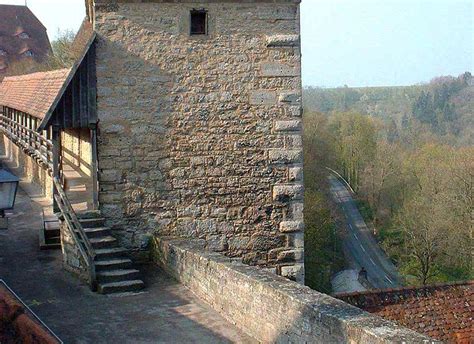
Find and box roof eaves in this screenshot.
[37,29,96,131]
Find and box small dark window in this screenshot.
[190,10,207,35]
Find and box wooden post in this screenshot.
[52,125,61,213]
[90,125,99,210]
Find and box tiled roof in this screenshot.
[0,68,70,119]
[0,5,52,76]
[336,281,474,344]
[0,282,59,343]
[71,20,94,59]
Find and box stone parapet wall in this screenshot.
[154,237,435,344]
[94,1,304,279]
[1,133,53,198]
[60,220,90,283]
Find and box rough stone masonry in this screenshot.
[91,0,304,281]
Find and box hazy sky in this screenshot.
[1,0,472,87]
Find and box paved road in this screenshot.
[329,175,402,289]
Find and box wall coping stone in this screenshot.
[154,237,436,344]
[95,0,301,4]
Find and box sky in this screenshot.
[1,0,472,87]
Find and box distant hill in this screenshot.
[303,72,473,145]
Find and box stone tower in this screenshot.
[90,0,304,282]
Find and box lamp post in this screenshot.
[0,169,19,230]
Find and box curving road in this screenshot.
[328,174,402,290]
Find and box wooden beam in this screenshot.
[90,125,99,210]
[52,125,61,213]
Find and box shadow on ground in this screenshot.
[0,187,254,343]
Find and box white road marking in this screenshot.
[353,233,358,240]
[360,244,366,252]
[349,224,353,230]
[370,258,376,266]
[385,276,393,284]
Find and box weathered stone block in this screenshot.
[249,90,277,105]
[289,166,303,181]
[290,202,304,221]
[261,63,298,77]
[280,263,304,282]
[279,221,304,233]
[290,232,304,249]
[277,249,304,263]
[279,92,301,105]
[100,170,120,183]
[266,34,300,47]
[273,184,304,201]
[274,120,302,132]
[286,105,303,118]
[268,149,302,164]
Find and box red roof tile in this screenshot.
[0,68,70,119]
[336,281,474,344]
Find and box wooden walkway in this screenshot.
[62,162,95,214]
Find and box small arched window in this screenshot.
[19,32,30,39]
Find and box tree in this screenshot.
[4,29,76,77]
[47,29,77,69]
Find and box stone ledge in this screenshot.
[266,34,301,47]
[273,184,304,201]
[153,237,434,344]
[268,149,302,164]
[279,220,304,232]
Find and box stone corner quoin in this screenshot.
[92,0,304,281]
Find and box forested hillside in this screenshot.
[304,72,473,145]
[303,73,473,289]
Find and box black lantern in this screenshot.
[0,169,19,229]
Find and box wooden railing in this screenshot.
[0,114,54,173]
[53,177,97,290]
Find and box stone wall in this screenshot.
[60,220,90,283]
[154,238,435,344]
[93,0,304,280]
[0,133,53,198]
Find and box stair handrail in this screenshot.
[53,177,97,290]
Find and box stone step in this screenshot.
[97,280,145,294]
[97,269,141,284]
[44,228,60,239]
[95,247,129,261]
[77,210,102,219]
[45,221,60,231]
[40,242,61,250]
[84,227,111,238]
[90,236,117,249]
[95,258,132,272]
[46,236,61,244]
[79,217,106,229]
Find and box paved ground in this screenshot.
[328,175,402,290]
[0,185,254,343]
